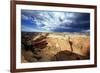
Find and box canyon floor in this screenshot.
[21,32,90,63]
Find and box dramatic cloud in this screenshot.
[21,10,90,33]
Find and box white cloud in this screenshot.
[21,14,29,20]
[21,25,43,32]
[22,10,83,32]
[33,12,77,31]
[81,29,90,33]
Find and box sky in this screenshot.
[21,9,90,33]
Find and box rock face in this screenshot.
[21,32,90,63]
[22,50,33,62]
[51,50,88,61]
[46,34,90,57]
[71,36,90,56]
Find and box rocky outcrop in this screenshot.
[51,50,88,61]
[21,32,90,63]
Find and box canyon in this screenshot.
[21,32,90,63]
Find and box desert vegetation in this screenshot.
[21,32,90,63]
